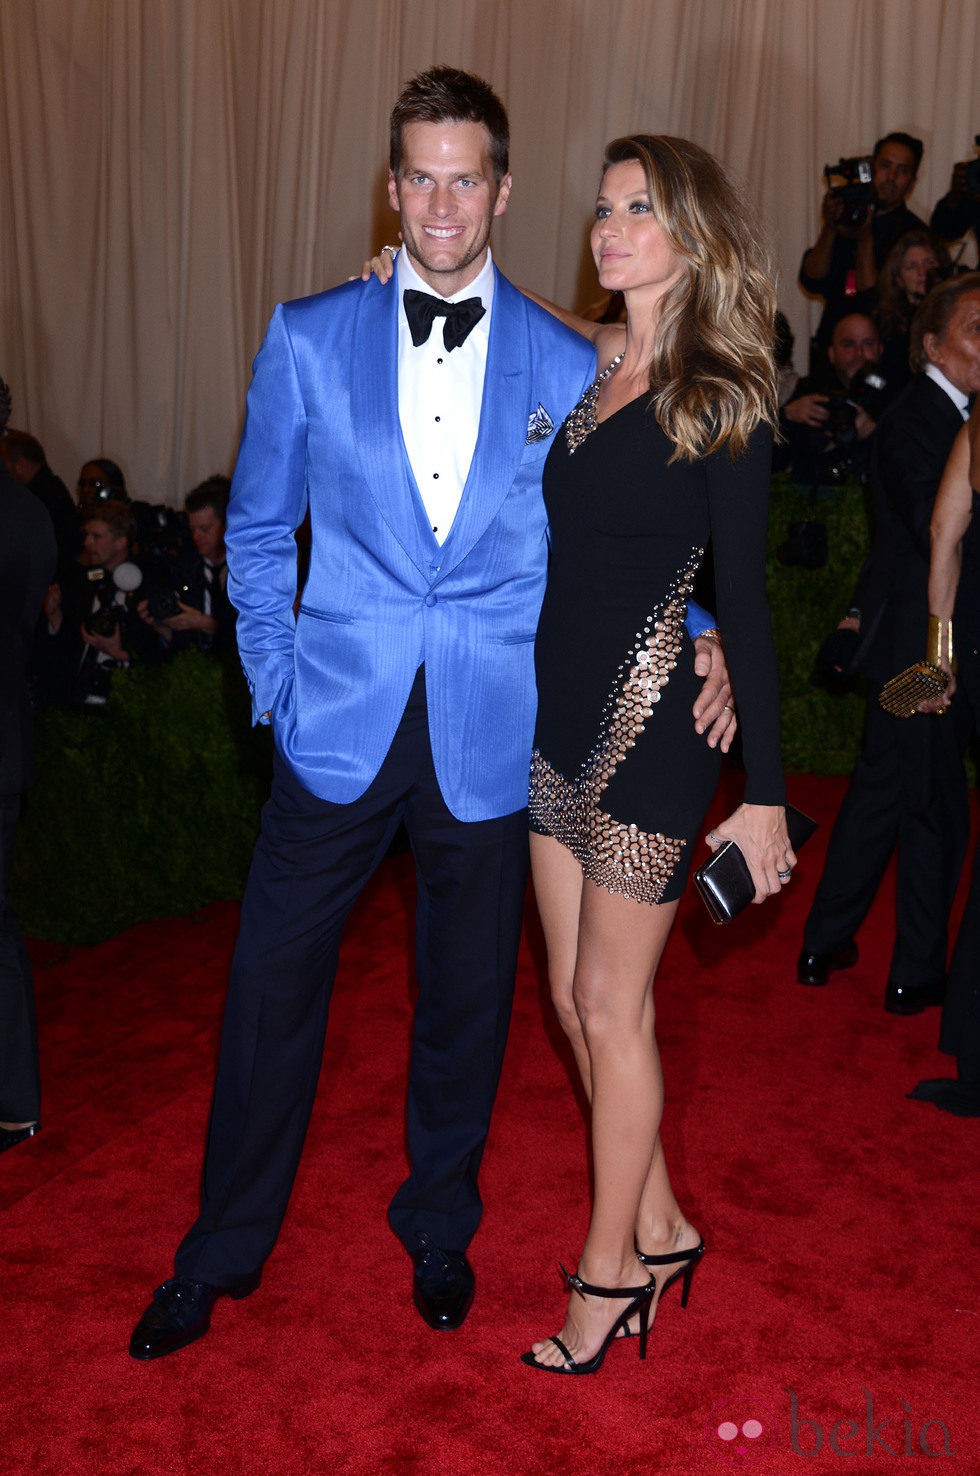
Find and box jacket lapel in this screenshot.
[437,270,530,573]
[350,277,430,573]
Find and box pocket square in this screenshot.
[526,403,555,444]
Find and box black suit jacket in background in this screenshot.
[854,373,966,683]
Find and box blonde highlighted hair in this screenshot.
[602,135,779,461]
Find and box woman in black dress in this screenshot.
[522,136,792,1374]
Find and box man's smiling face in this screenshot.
[388,120,511,297]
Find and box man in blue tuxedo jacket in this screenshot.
[130,66,730,1360]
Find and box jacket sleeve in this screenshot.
[225,305,310,722]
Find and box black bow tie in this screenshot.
[403,289,485,351]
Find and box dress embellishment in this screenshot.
[530,546,704,905]
[564,355,624,454]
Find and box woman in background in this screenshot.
[875,229,949,390]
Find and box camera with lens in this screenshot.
[847,363,891,421]
[147,580,192,622]
[85,601,124,638]
[823,392,858,447]
[824,156,874,229]
[80,567,124,637]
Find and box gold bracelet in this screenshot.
[926,615,955,671]
[696,627,721,642]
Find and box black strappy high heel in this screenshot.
[635,1238,705,1308]
[520,1264,657,1375]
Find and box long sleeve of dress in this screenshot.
[705,424,786,806]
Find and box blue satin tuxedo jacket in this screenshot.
[225,269,597,822]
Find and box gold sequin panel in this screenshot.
[530,546,704,905]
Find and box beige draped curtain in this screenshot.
[2,0,978,505]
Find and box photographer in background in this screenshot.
[40,500,164,708]
[799,132,927,356]
[931,136,980,258]
[139,475,236,656]
[781,312,890,489]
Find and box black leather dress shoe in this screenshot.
[129,1273,260,1360]
[0,1123,39,1154]
[884,979,945,1016]
[412,1236,475,1330]
[796,942,859,987]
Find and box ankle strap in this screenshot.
[635,1240,704,1266]
[560,1263,655,1299]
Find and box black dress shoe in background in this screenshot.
[796,941,859,987]
[884,979,945,1016]
[908,1077,980,1116]
[412,1236,475,1330]
[129,1272,260,1360]
[0,1123,40,1154]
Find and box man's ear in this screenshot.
[387,171,400,214]
[493,173,513,219]
[922,332,939,367]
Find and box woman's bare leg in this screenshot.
[527,839,697,1367]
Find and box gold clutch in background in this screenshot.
[877,662,949,718]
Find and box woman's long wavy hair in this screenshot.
[602,135,778,462]
[875,229,949,339]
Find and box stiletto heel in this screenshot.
[520,1264,657,1375]
[635,1238,705,1308]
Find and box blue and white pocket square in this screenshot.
[526,403,555,444]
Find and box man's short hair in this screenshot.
[909,270,980,371]
[873,132,923,173]
[82,498,135,547]
[830,312,880,346]
[184,474,230,521]
[389,65,509,182]
[3,429,45,466]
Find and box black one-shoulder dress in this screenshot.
[530,368,785,905]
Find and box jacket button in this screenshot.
[425,593,437,607]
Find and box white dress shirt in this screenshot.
[925,362,971,420]
[396,249,495,545]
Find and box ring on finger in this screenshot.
[777,867,792,881]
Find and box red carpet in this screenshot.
[2,774,978,1474]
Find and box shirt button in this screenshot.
[425,593,438,607]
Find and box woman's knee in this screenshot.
[572,971,655,1043]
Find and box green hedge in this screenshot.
[15,482,874,943]
[15,653,272,943]
[765,474,869,775]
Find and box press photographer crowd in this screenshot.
[2,124,980,1147]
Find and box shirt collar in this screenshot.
[396,248,495,313]
[925,363,971,419]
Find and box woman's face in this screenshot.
[77,461,110,508]
[898,245,938,303]
[590,160,685,302]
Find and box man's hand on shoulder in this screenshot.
[692,632,737,751]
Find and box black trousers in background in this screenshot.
[803,692,969,990]
[0,793,40,1124]
[175,669,530,1288]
